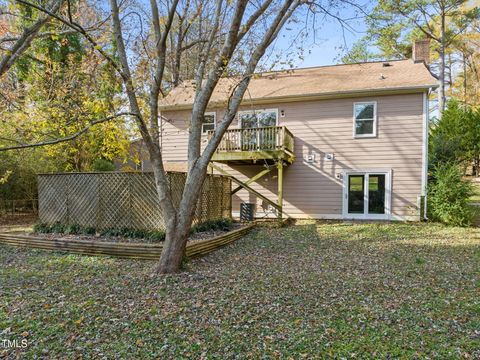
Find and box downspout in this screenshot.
[421,90,429,220]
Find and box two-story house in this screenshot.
[157,41,438,221]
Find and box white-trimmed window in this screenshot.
[238,109,278,128]
[202,112,216,134]
[354,102,377,138]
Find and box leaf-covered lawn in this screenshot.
[1,222,479,358]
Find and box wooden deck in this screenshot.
[208,126,295,220]
[208,126,295,164]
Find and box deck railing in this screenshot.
[209,126,294,154]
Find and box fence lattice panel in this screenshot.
[38,175,68,224]
[38,172,231,231]
[68,174,99,227]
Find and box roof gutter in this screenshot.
[159,84,439,111]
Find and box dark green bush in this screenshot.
[191,218,233,233]
[33,218,233,241]
[428,163,474,227]
[34,222,68,234]
[429,100,480,176]
[146,230,166,241]
[100,228,123,237]
[64,224,81,234]
[50,222,66,233]
[91,158,115,172]
[82,227,96,235]
[33,222,50,233]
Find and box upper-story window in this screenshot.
[354,102,377,138]
[202,112,216,134]
[239,109,278,128]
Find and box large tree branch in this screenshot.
[0,0,62,77]
[189,0,249,168]
[0,112,134,151]
[15,0,125,80]
[109,0,176,218]
[109,0,150,145]
[0,30,77,44]
[194,0,224,87]
[236,0,275,40]
[201,0,302,166]
[174,0,302,247]
[394,3,440,42]
[149,0,180,144]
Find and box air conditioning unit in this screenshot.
[240,203,255,222]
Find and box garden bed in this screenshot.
[32,218,236,242]
[0,223,255,260]
[30,223,243,244]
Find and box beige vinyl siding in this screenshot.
[160,92,425,220]
[160,110,190,163]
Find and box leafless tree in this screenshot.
[1,0,349,274]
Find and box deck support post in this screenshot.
[277,161,283,220]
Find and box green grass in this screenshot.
[1,222,479,358]
[470,182,480,202]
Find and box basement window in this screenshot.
[354,102,377,138]
[202,112,216,134]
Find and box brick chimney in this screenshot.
[413,39,430,64]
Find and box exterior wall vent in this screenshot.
[324,153,334,161]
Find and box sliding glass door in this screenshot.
[344,171,390,219]
[239,109,277,150]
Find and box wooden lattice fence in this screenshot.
[38,172,231,231]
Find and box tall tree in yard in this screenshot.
[0,0,349,273]
[0,1,131,171]
[450,14,480,105]
[342,0,479,115]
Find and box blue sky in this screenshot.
[272,3,371,68]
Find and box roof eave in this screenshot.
[159,84,439,111]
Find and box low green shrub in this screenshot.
[91,158,115,172]
[146,230,166,241]
[191,218,233,234]
[82,227,96,235]
[428,163,474,227]
[100,228,123,237]
[32,218,233,241]
[64,224,81,235]
[33,222,51,233]
[33,222,165,241]
[98,227,166,241]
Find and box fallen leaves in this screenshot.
[0,222,479,358]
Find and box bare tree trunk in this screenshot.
[155,0,300,274]
[463,52,468,104]
[438,8,446,116]
[156,165,208,273]
[156,217,189,273]
[474,156,480,177]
